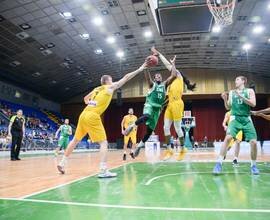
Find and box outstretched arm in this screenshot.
[164,55,177,88]
[251,107,270,115]
[110,62,148,91]
[257,113,270,121]
[144,70,154,88]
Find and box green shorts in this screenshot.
[227,116,257,142]
[58,136,70,149]
[143,104,161,130]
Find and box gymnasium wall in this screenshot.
[117,69,270,99]
[0,80,60,112]
[61,95,270,143]
[63,68,270,104]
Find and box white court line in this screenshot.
[1,197,270,213]
[20,162,128,199]
[145,171,270,186]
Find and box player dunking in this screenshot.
[57,61,149,178]
[213,76,259,175]
[124,56,177,157]
[121,108,137,160]
[54,119,72,156]
[151,47,196,161]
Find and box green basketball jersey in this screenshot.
[229,88,250,117]
[60,124,71,138]
[145,82,166,108]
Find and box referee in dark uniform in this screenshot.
[8,109,25,161]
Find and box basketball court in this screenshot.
[1,0,270,219]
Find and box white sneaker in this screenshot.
[98,170,117,178]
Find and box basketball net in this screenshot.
[206,0,236,26]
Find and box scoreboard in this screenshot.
[158,0,206,7]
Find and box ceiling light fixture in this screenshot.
[242,43,252,51]
[92,17,103,26]
[252,25,264,34]
[144,30,152,38]
[106,36,116,44]
[116,50,124,58]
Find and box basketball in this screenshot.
[146,55,158,67]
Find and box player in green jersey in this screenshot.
[213,76,259,175]
[54,119,72,156]
[124,56,177,157]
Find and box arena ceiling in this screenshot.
[0,0,270,102]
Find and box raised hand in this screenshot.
[151,46,159,56]
[170,55,176,65]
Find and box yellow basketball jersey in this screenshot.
[85,85,113,115]
[123,115,137,129]
[167,77,184,102]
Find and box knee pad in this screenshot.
[174,121,184,138]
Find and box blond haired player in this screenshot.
[223,111,242,166]
[57,61,149,178]
[151,47,196,161]
[121,108,137,160]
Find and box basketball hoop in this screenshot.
[206,0,236,26]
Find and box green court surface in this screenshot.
[1,162,270,220]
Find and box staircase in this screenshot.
[42,110,62,126]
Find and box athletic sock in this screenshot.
[251,160,256,167]
[217,155,223,164]
[137,141,145,148]
[59,155,67,167]
[123,151,127,154]
[100,162,107,172]
[234,157,238,161]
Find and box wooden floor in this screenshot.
[0,149,269,198]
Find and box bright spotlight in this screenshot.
[116,50,124,58]
[144,30,152,38]
[252,25,264,34]
[242,43,252,51]
[92,17,103,26]
[106,36,116,44]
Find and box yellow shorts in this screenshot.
[124,133,136,145]
[228,130,243,147]
[74,110,106,143]
[164,100,184,121]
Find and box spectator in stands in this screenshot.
[8,109,25,161]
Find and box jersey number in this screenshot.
[237,98,243,105]
[157,93,163,99]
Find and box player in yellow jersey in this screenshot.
[57,60,149,178]
[151,47,196,161]
[222,111,242,166]
[121,108,137,160]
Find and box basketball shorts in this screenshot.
[74,110,106,143]
[124,133,137,145]
[227,116,257,142]
[228,130,243,147]
[58,136,69,149]
[164,100,184,121]
[143,103,161,130]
